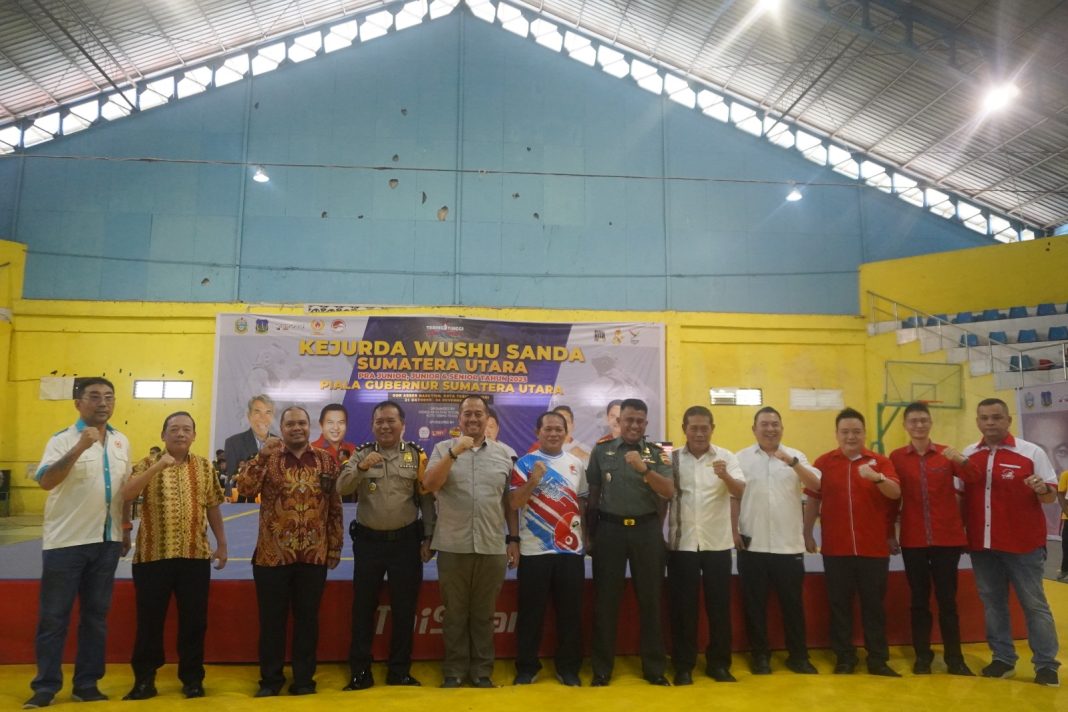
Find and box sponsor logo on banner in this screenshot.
[1024,392,1035,409]
[331,319,345,332]
[418,426,430,439]
[1041,391,1053,407]
[311,319,325,334]
[254,319,269,334]
[426,323,464,334]
[273,322,305,332]
[594,329,605,342]
[234,318,248,334]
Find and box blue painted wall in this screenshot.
[4,11,990,312]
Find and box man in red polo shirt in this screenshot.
[889,402,973,676]
[961,398,1060,687]
[803,407,901,677]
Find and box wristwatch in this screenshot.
[505,535,520,544]
[788,456,799,467]
[875,474,886,484]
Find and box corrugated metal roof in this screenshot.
[1,0,1066,229]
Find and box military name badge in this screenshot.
[368,481,378,493]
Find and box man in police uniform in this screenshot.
[337,400,435,689]
[586,398,675,686]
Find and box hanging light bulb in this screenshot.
[786,185,802,202]
[252,166,270,183]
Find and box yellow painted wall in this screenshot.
[859,235,1068,453]
[4,235,1065,516]
[3,290,871,515]
[858,237,1068,317]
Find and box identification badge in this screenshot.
[606,472,613,482]
[404,451,413,464]
[368,481,378,493]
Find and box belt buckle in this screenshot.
[623,517,636,527]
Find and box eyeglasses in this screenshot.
[81,394,115,404]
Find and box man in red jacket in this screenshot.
[961,398,1060,687]
[889,402,973,676]
[804,408,901,676]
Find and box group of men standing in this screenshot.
[23,383,1062,707]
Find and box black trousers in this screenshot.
[1061,520,1068,573]
[822,555,889,665]
[901,546,964,663]
[591,519,666,678]
[349,523,423,677]
[737,550,809,662]
[515,553,585,677]
[252,563,327,690]
[130,558,211,684]
[667,549,732,672]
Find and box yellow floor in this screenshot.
[3,582,1066,712]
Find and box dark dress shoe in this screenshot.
[644,675,671,686]
[946,661,975,677]
[556,673,581,687]
[472,677,495,688]
[785,659,818,675]
[288,683,317,695]
[181,683,205,699]
[385,674,421,686]
[590,674,611,687]
[123,679,157,701]
[440,677,463,688]
[751,655,772,675]
[834,659,857,675]
[913,658,932,675]
[343,670,374,691]
[513,672,536,685]
[71,687,109,703]
[673,671,693,686]
[868,663,901,678]
[706,667,737,682]
[254,686,279,698]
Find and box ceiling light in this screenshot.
[252,166,270,183]
[757,0,782,13]
[982,83,1019,113]
[786,186,802,202]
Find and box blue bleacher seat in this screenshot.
[1017,329,1039,343]
[953,312,974,324]
[1049,326,1068,341]
[1009,355,1035,372]
[980,309,1005,321]
[1008,306,1028,319]
[902,317,918,329]
[1037,303,1057,316]
[988,331,1008,344]
[959,334,979,347]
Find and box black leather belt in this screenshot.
[598,511,658,527]
[350,520,421,542]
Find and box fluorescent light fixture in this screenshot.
[786,186,803,201]
[757,0,782,13]
[252,166,270,183]
[982,83,1019,113]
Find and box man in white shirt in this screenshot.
[736,406,821,675]
[25,378,133,709]
[667,406,745,685]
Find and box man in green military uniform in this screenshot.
[337,401,435,690]
[586,398,675,686]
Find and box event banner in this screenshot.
[212,315,665,457]
[1017,380,1068,538]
